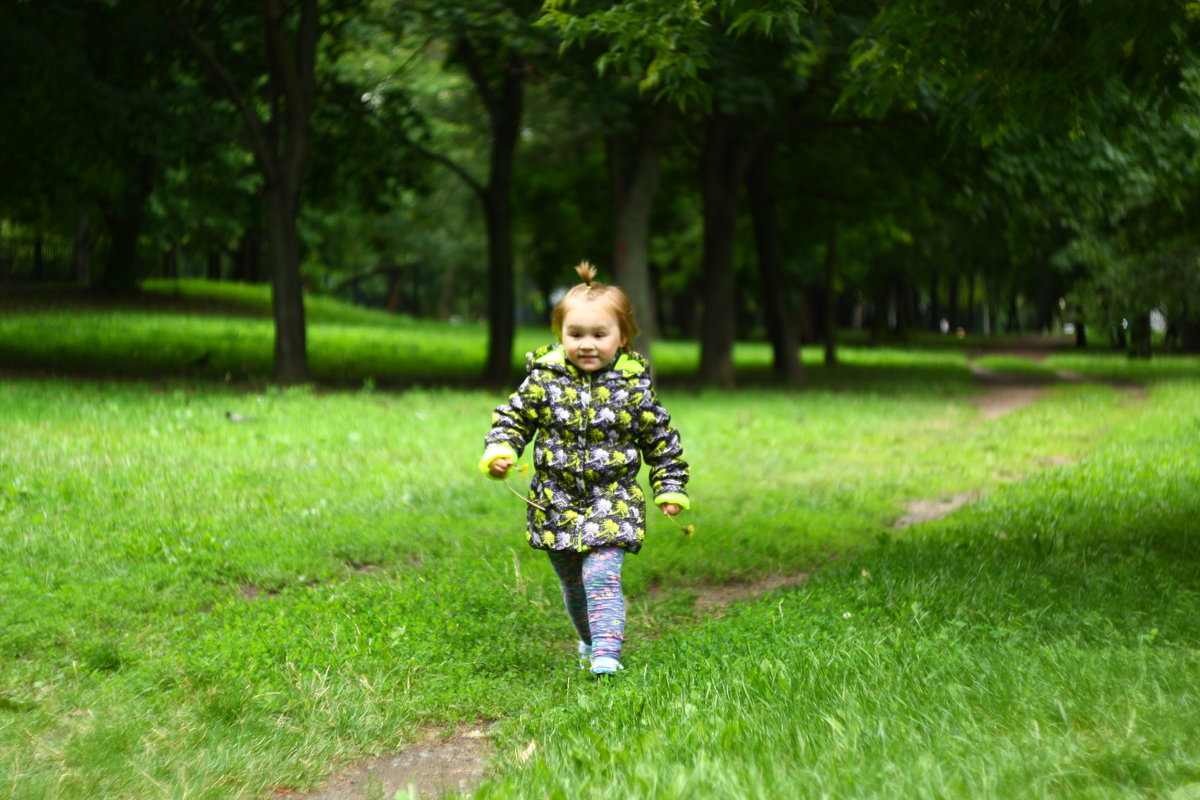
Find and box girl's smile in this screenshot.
[561,304,625,372]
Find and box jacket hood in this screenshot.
[525,344,647,379]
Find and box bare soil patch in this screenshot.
[690,573,811,613]
[968,384,1048,420]
[966,341,1147,419]
[276,724,495,800]
[894,492,980,529]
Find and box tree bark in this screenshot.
[72,207,92,285]
[745,136,803,385]
[699,113,756,388]
[608,101,669,357]
[454,38,525,387]
[966,272,976,333]
[1128,312,1152,359]
[233,225,264,283]
[206,248,222,281]
[262,0,315,384]
[928,270,941,331]
[823,227,838,366]
[97,156,154,292]
[265,185,308,383]
[947,273,959,331]
[482,171,517,385]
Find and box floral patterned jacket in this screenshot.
[479,344,689,553]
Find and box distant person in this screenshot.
[479,261,690,675]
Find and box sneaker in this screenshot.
[577,641,591,669]
[590,656,623,675]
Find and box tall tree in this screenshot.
[385,0,550,386]
[543,0,826,385]
[162,0,329,384]
[606,98,671,355]
[746,134,804,383]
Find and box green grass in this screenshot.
[970,354,1060,378]
[1046,351,1200,383]
[480,380,1200,799]
[1,282,1198,799]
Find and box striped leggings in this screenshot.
[547,547,626,661]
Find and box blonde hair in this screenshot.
[551,261,640,353]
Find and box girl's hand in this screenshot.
[489,457,514,478]
[660,503,682,516]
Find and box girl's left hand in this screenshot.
[660,503,681,516]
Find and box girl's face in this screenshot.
[560,303,625,372]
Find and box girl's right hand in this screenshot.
[489,457,514,478]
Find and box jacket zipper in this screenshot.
[577,370,592,551]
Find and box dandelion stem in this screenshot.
[664,512,695,537]
[504,480,547,512]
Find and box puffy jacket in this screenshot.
[479,344,689,553]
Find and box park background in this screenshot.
[2,2,1200,799]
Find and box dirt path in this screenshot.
[904,343,1147,527]
[274,724,494,800]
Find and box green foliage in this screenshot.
[540,0,825,111]
[843,0,1196,143]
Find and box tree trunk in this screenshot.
[928,271,941,331]
[438,259,458,321]
[745,137,804,385]
[234,225,264,283]
[744,136,801,383]
[966,272,976,332]
[98,157,154,292]
[31,237,45,282]
[99,207,143,292]
[608,101,669,357]
[947,273,959,331]
[163,243,179,279]
[699,113,755,388]
[72,207,92,285]
[1128,312,1152,359]
[1180,319,1200,352]
[458,41,524,388]
[265,184,308,384]
[482,175,516,385]
[823,227,838,366]
[206,247,222,280]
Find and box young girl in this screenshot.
[478,262,690,675]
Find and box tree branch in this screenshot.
[159,0,276,182]
[455,35,498,120]
[262,0,318,188]
[369,106,486,199]
[410,139,487,201]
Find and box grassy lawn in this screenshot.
[1,282,1198,798]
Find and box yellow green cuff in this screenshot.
[654,492,690,510]
[478,444,519,479]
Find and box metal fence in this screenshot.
[0,235,76,283]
